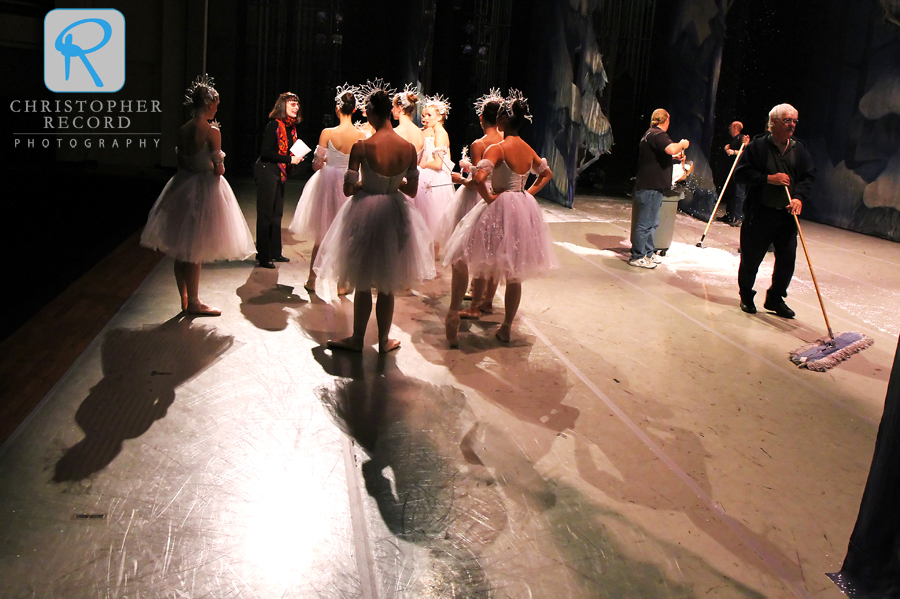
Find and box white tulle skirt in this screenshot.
[313,190,435,295]
[442,190,558,281]
[289,165,348,244]
[435,184,480,246]
[415,168,454,235]
[141,170,255,263]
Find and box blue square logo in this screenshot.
[44,9,125,93]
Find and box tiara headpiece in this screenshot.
[473,88,504,116]
[423,93,451,119]
[184,74,218,107]
[334,83,361,110]
[502,88,533,123]
[393,83,420,109]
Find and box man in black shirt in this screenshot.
[718,121,749,225]
[734,104,816,317]
[630,109,690,269]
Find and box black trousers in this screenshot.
[738,205,798,302]
[254,161,284,262]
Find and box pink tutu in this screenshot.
[435,184,480,246]
[141,162,255,263]
[443,190,558,281]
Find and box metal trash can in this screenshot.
[630,191,681,256]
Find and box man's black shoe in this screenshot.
[730,219,742,227]
[740,300,757,314]
[764,299,795,319]
[273,255,290,263]
[257,260,276,269]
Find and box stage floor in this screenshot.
[1,182,897,598]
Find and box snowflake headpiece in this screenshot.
[423,94,451,120]
[334,83,361,111]
[502,88,533,123]
[393,83,420,110]
[184,74,218,108]
[473,88,504,116]
[359,78,395,106]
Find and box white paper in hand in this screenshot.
[290,138,311,158]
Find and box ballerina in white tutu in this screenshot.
[290,84,367,292]
[417,94,454,254]
[141,75,255,316]
[315,86,435,353]
[443,90,557,346]
[437,89,505,316]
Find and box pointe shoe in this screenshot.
[478,303,493,314]
[445,312,460,348]
[303,280,316,293]
[186,302,221,316]
[459,307,481,320]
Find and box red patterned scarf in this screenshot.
[276,117,298,182]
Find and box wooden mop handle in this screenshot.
[785,187,834,340]
[700,142,746,239]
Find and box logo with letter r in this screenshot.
[45,9,125,93]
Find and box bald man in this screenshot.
[719,121,749,225]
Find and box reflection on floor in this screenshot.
[1,187,897,598]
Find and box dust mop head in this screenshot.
[789,332,874,371]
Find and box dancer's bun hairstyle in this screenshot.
[368,90,393,120]
[338,91,356,115]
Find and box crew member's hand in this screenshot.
[788,198,802,215]
[680,139,690,150]
[768,172,791,186]
[290,155,303,165]
[742,135,749,145]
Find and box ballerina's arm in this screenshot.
[343,140,364,197]
[208,125,225,176]
[399,143,420,197]
[527,153,552,196]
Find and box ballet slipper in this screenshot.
[326,337,364,352]
[445,311,460,348]
[186,302,221,316]
[304,278,316,293]
[459,307,481,320]
[495,324,511,343]
[478,303,494,315]
[379,338,401,353]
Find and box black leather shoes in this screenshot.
[273,255,290,263]
[257,260,275,269]
[764,298,795,319]
[740,300,757,314]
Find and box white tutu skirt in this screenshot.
[435,184,480,246]
[141,170,255,263]
[289,165,348,244]
[415,168,454,235]
[443,190,558,281]
[314,190,435,295]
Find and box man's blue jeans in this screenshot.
[631,189,663,260]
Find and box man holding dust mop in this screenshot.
[735,103,816,318]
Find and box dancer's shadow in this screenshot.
[313,348,522,595]
[54,315,235,482]
[236,267,306,331]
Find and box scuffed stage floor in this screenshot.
[1,184,897,598]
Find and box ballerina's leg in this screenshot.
[327,288,371,351]
[184,262,221,316]
[375,292,400,353]
[174,261,188,311]
[496,280,521,342]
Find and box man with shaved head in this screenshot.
[734,104,816,318]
